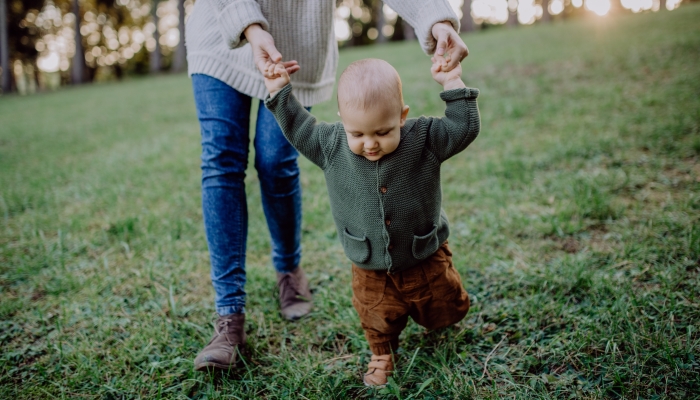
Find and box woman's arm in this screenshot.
[205,0,298,76]
[383,0,468,71]
[244,24,300,77]
[207,0,269,49]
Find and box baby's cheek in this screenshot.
[383,137,400,154]
[346,137,363,155]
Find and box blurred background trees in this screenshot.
[0,0,691,94]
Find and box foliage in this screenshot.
[6,0,45,63]
[1,5,699,398]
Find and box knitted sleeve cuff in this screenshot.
[264,83,293,110]
[387,0,460,55]
[216,0,270,49]
[440,87,480,102]
[416,1,460,56]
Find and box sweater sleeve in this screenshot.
[383,0,460,55]
[264,84,337,170]
[209,0,270,49]
[424,87,481,163]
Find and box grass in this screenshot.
[1,6,699,399]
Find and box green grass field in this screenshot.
[2,5,699,399]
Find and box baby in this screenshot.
[263,57,480,386]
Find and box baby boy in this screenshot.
[263,56,480,386]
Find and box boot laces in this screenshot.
[278,273,301,307]
[215,317,237,345]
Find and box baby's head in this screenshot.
[337,59,410,161]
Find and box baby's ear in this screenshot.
[399,105,410,127]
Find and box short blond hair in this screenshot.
[337,58,404,113]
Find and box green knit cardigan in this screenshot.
[265,84,480,272]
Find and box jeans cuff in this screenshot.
[217,305,245,316]
[272,250,302,274]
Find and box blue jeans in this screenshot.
[192,74,305,315]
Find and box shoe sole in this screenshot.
[280,305,313,321]
[194,361,238,372]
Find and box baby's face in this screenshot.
[340,102,409,161]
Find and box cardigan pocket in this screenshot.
[412,224,439,260]
[343,228,371,264]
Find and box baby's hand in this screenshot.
[431,56,465,91]
[264,61,299,97]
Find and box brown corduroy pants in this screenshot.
[351,242,470,355]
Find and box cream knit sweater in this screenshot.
[185,0,460,107]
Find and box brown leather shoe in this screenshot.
[276,266,313,320]
[194,313,246,371]
[363,354,394,387]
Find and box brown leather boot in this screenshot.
[363,354,394,387]
[276,266,313,320]
[194,313,246,371]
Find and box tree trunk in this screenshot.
[508,9,518,27]
[374,0,387,43]
[150,0,161,73]
[171,0,186,72]
[460,0,474,32]
[391,17,405,41]
[403,21,416,40]
[541,0,551,22]
[0,0,10,93]
[71,0,85,84]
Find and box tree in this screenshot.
[71,0,85,84]
[150,0,160,73]
[541,0,551,22]
[402,18,416,40]
[5,0,43,90]
[0,0,10,93]
[508,6,518,27]
[373,0,386,43]
[461,0,474,32]
[171,0,185,72]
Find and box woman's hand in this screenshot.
[245,24,301,76]
[431,22,468,73]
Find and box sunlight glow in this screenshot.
[334,17,351,41]
[472,0,510,24]
[367,27,379,40]
[665,0,682,10]
[621,0,654,12]
[337,5,351,19]
[572,0,583,7]
[383,5,398,23]
[549,0,565,15]
[37,51,60,73]
[585,0,611,15]
[517,0,542,25]
[448,0,464,19]
[508,0,518,12]
[32,3,75,73]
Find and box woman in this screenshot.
[185,0,470,372]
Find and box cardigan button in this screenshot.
[380,187,387,194]
[385,219,391,226]
[388,244,394,250]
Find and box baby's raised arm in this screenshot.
[423,58,480,162]
[264,84,338,170]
